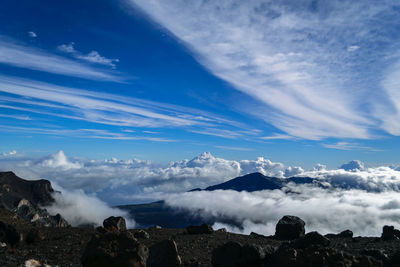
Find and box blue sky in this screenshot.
[1,0,400,168]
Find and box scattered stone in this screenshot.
[293,231,330,249]
[81,231,148,267]
[148,225,162,230]
[186,224,213,235]
[216,228,227,233]
[361,249,389,263]
[25,228,45,244]
[212,241,273,267]
[103,216,126,232]
[147,239,182,267]
[0,220,19,246]
[24,259,41,267]
[275,215,305,240]
[134,230,150,239]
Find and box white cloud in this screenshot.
[45,188,135,228]
[322,141,380,151]
[2,151,400,205]
[0,75,243,136]
[28,32,37,38]
[58,42,119,69]
[0,37,121,81]
[347,45,359,52]
[165,187,400,236]
[1,150,17,157]
[130,0,399,140]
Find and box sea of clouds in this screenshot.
[1,150,400,235]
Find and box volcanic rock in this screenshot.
[275,215,305,240]
[381,225,400,240]
[147,239,182,267]
[337,229,353,238]
[293,231,330,249]
[186,224,213,234]
[212,241,274,267]
[0,220,19,246]
[81,231,148,267]
[103,216,126,232]
[25,228,46,244]
[134,230,150,239]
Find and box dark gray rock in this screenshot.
[0,221,19,247]
[275,215,305,240]
[103,216,126,232]
[25,228,45,244]
[81,231,148,267]
[337,229,353,238]
[147,239,181,267]
[134,230,150,239]
[212,241,273,267]
[187,224,213,234]
[294,231,330,249]
[381,225,399,240]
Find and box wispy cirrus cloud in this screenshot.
[130,0,400,140]
[58,42,120,69]
[0,75,249,139]
[323,142,381,152]
[0,37,121,81]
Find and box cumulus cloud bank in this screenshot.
[45,188,135,228]
[165,186,400,236]
[2,150,400,234]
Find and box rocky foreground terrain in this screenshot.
[2,171,400,266]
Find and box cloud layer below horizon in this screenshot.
[2,150,400,235]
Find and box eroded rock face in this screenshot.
[186,224,213,234]
[103,216,126,232]
[0,220,19,247]
[147,239,182,267]
[81,231,148,267]
[275,215,305,240]
[15,199,68,228]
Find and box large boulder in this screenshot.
[147,239,182,267]
[81,231,148,267]
[293,231,330,249]
[212,241,274,267]
[0,221,19,246]
[381,225,400,240]
[103,216,127,232]
[275,215,305,240]
[186,224,213,234]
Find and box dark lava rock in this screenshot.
[134,230,150,239]
[212,241,273,267]
[0,171,55,209]
[25,228,45,244]
[361,249,389,263]
[337,229,353,238]
[270,246,383,267]
[294,231,330,249]
[187,224,213,234]
[0,220,19,246]
[147,239,182,267]
[381,225,400,240]
[81,231,148,267]
[103,216,127,232]
[275,215,305,240]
